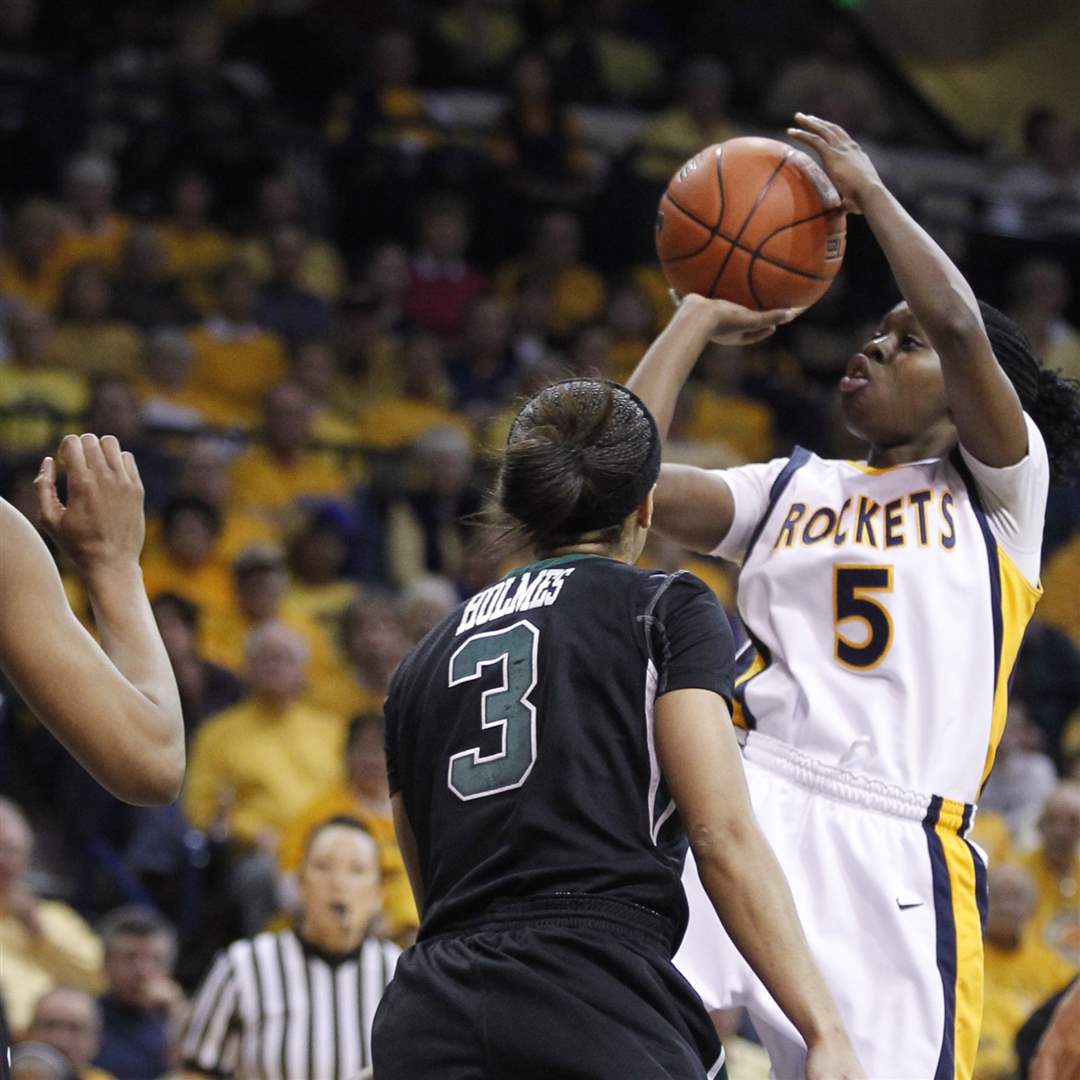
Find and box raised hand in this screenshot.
[35,433,146,574]
[673,291,797,345]
[786,113,883,215]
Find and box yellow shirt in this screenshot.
[238,236,346,302]
[184,698,344,844]
[229,446,351,516]
[305,667,385,724]
[53,215,132,273]
[634,109,740,183]
[156,222,234,312]
[687,389,775,464]
[496,261,606,335]
[969,810,1013,868]
[141,552,236,623]
[1037,533,1080,650]
[0,900,105,1034]
[285,580,359,630]
[278,784,419,940]
[49,322,143,379]
[1018,848,1080,968]
[0,366,87,451]
[187,321,288,426]
[0,255,64,311]
[85,1068,119,1080]
[975,934,1077,1079]
[359,397,473,452]
[135,378,243,430]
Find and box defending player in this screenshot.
[372,379,863,1079]
[0,434,185,805]
[629,114,1080,1079]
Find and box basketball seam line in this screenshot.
[662,192,832,281]
[706,151,790,299]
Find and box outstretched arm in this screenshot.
[627,295,792,554]
[788,113,1027,468]
[656,688,864,1080]
[0,434,184,804]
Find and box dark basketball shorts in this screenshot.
[372,898,726,1080]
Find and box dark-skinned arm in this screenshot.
[789,113,1028,468]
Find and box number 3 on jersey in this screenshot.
[833,565,894,670]
[447,621,540,801]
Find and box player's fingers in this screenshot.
[80,432,107,474]
[57,432,88,482]
[793,112,836,140]
[121,449,142,487]
[100,434,125,475]
[787,128,828,155]
[33,456,65,533]
[741,326,778,344]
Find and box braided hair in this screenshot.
[979,302,1080,485]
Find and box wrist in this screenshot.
[82,557,144,595]
[855,180,891,214]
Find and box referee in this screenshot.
[181,817,397,1080]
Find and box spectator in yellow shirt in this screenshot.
[0,798,104,1034]
[975,864,1077,1079]
[0,198,65,311]
[1019,782,1080,969]
[156,170,234,314]
[200,543,340,686]
[229,383,351,522]
[51,262,143,380]
[290,339,364,450]
[136,329,237,432]
[140,497,235,624]
[53,154,131,274]
[279,713,418,943]
[1037,532,1080,650]
[308,595,408,720]
[187,261,288,427]
[495,210,605,335]
[27,988,118,1080]
[0,304,87,452]
[184,621,344,933]
[284,507,359,631]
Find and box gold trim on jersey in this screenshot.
[979,548,1043,788]
[732,647,768,730]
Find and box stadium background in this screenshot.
[0,0,1077,1077]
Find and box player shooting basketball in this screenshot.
[629,113,1080,1079]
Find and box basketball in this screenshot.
[655,136,847,311]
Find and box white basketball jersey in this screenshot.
[713,417,1048,804]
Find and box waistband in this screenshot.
[426,895,676,954]
[744,731,975,835]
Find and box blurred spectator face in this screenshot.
[8,305,53,364]
[88,378,142,444]
[104,930,174,1005]
[571,324,613,377]
[607,284,653,339]
[420,203,469,261]
[172,171,212,224]
[298,824,382,948]
[164,506,218,567]
[122,226,166,282]
[512,53,550,101]
[64,156,116,221]
[1038,783,1080,866]
[983,865,1036,948]
[345,602,408,679]
[368,245,410,303]
[292,340,338,400]
[246,623,308,700]
[29,990,101,1073]
[63,263,112,321]
[264,383,312,455]
[373,29,417,88]
[257,176,299,229]
[1010,259,1070,316]
[11,199,60,266]
[146,330,195,389]
[402,333,447,398]
[346,716,389,799]
[415,431,473,494]
[269,226,307,283]
[218,265,258,322]
[0,800,31,894]
[177,438,232,506]
[464,296,510,355]
[400,577,458,642]
[290,524,347,585]
[236,563,288,622]
[537,212,582,270]
[513,277,554,334]
[152,597,198,662]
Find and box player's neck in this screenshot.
[866,423,956,469]
[542,539,633,565]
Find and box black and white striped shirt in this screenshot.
[181,929,399,1080]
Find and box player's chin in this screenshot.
[839,385,881,437]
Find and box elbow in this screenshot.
[930,302,983,354]
[687,817,755,875]
[118,742,187,806]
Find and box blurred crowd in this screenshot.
[0,1,1077,1078]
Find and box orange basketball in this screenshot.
[655,136,847,311]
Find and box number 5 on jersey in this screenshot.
[447,621,540,801]
[834,564,894,670]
